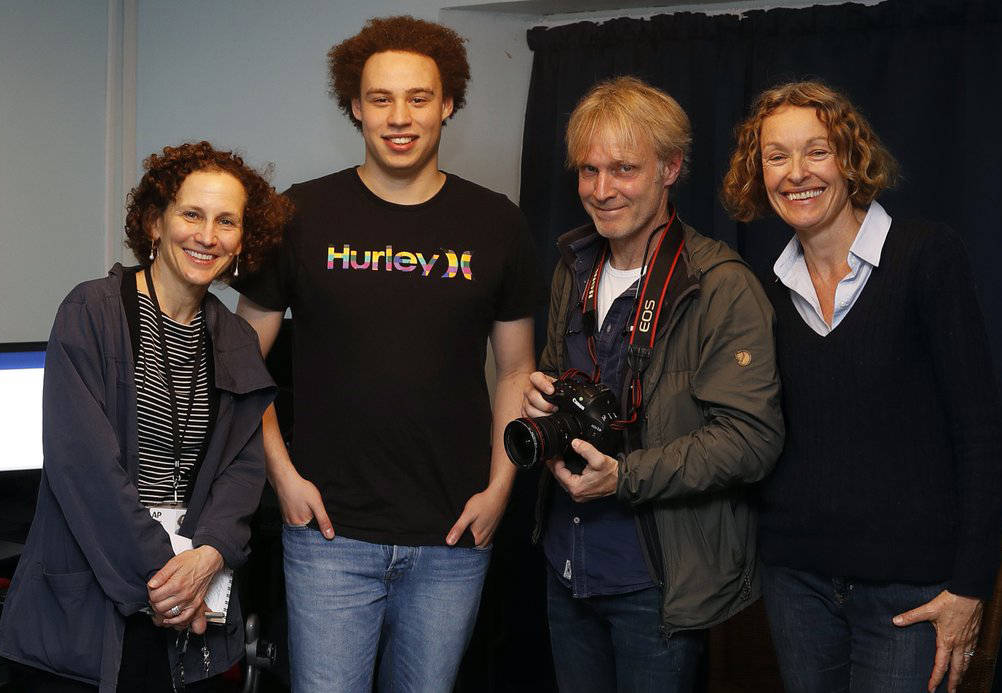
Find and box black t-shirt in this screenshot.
[237,168,544,546]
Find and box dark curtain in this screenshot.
[519,0,1002,379]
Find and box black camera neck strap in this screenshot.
[581,206,684,427]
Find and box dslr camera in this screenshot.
[503,371,620,474]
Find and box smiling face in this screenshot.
[351,50,454,185]
[150,169,246,293]
[577,126,680,268]
[759,105,856,237]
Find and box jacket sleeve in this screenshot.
[618,263,785,503]
[190,412,268,569]
[915,226,1002,599]
[42,296,175,615]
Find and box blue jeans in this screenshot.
[546,568,705,693]
[761,564,947,693]
[282,527,491,693]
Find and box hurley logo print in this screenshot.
[327,244,473,280]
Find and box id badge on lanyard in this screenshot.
[148,503,189,554]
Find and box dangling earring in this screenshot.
[232,253,240,277]
[149,239,159,261]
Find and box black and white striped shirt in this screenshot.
[135,292,211,505]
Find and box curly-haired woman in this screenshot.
[722,81,1002,693]
[0,141,292,692]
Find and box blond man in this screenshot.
[522,77,783,692]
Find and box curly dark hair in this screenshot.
[125,141,293,282]
[328,15,470,130]
[721,80,899,222]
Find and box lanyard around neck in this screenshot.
[143,267,205,503]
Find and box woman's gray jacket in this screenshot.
[0,264,275,691]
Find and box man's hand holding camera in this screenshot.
[548,438,618,501]
[521,371,618,502]
[522,371,558,418]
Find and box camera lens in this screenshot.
[504,419,543,469]
[504,413,584,469]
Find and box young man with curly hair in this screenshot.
[236,16,542,693]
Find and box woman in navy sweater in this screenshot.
[722,81,1002,693]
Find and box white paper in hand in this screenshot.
[149,505,233,624]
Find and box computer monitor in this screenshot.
[0,342,46,473]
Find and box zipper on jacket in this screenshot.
[637,504,666,588]
[628,282,698,592]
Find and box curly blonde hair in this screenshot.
[721,80,898,222]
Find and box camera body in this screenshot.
[504,373,620,474]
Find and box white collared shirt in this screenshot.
[773,200,892,336]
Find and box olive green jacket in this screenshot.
[534,222,784,634]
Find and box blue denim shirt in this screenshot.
[542,234,654,598]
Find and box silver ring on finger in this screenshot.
[964,649,976,658]
[168,604,182,617]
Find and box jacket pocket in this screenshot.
[43,568,94,590]
[690,499,746,574]
[659,500,749,630]
[35,566,106,681]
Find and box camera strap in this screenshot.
[581,206,684,427]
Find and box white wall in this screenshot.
[0,0,114,342]
[438,7,536,201]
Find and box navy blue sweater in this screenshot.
[759,220,1002,598]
